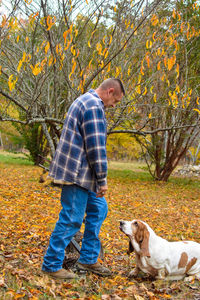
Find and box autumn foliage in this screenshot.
[0,159,200,299]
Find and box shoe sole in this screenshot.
[76,265,111,277]
[42,271,77,280]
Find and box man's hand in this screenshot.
[96,185,108,198]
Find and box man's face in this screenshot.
[104,88,124,108]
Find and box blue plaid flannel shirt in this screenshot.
[48,89,107,192]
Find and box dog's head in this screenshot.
[120,220,150,257]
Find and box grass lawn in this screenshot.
[0,151,200,299]
[0,150,33,166]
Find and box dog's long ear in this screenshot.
[127,241,134,255]
[135,222,150,258]
[140,228,150,257]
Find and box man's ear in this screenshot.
[127,241,134,255]
[108,87,114,95]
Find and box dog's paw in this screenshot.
[184,275,196,282]
[128,268,139,278]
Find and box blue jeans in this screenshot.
[42,184,108,272]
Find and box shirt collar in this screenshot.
[88,89,104,108]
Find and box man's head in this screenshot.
[95,78,125,108]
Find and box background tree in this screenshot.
[0,0,200,180]
[107,0,200,180]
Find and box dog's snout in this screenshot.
[120,220,125,226]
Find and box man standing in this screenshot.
[42,78,125,279]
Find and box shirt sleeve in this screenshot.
[82,106,107,187]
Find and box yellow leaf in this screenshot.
[99,60,104,68]
[75,49,80,58]
[180,22,184,32]
[75,29,78,37]
[22,52,26,62]
[143,87,147,95]
[196,97,199,105]
[135,85,141,94]
[167,55,176,71]
[151,14,159,26]
[138,75,142,84]
[69,59,76,79]
[56,44,62,55]
[46,15,56,31]
[146,40,149,49]
[79,70,84,77]
[107,63,111,73]
[153,93,157,102]
[63,27,72,44]
[115,66,120,77]
[48,55,54,66]
[150,86,154,94]
[71,60,76,73]
[8,74,18,91]
[149,113,152,118]
[96,42,102,55]
[176,63,179,78]
[41,57,47,67]
[172,8,176,19]
[157,61,161,70]
[45,42,50,54]
[88,40,91,48]
[167,58,173,71]
[176,85,180,93]
[103,48,108,58]
[17,60,23,73]
[88,59,93,69]
[25,36,29,42]
[16,35,20,43]
[64,38,72,50]
[145,55,150,68]
[30,63,42,76]
[70,45,76,56]
[1,15,7,28]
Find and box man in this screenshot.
[42,78,125,279]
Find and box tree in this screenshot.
[0,0,200,181]
[107,0,200,180]
[0,0,164,156]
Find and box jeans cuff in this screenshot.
[42,266,62,272]
[77,259,97,265]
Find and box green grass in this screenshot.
[108,160,200,189]
[1,151,199,189]
[0,151,33,166]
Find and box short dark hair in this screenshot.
[115,78,125,96]
[100,78,125,96]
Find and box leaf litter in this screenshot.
[0,165,200,299]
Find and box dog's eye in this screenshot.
[134,221,138,226]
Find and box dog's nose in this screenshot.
[120,220,125,226]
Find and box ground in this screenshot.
[0,155,200,299]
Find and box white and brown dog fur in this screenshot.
[120,219,200,280]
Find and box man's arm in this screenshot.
[82,106,107,192]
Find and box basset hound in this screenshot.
[120,219,200,280]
